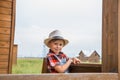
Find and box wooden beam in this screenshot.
[70,64,101,73]
[118,0,120,79]
[12,44,17,65]
[8,0,16,73]
[0,73,118,80]
[102,0,118,72]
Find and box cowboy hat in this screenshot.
[44,30,69,47]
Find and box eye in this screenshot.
[54,43,57,45]
[59,43,63,46]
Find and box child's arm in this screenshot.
[54,58,73,73]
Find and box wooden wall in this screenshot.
[0,0,15,74]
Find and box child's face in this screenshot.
[49,39,64,54]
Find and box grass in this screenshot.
[12,58,43,74]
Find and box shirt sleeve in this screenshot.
[63,53,69,61]
[47,55,60,67]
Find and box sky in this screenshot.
[14,0,102,57]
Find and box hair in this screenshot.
[48,39,65,45]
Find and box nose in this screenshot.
[56,44,60,48]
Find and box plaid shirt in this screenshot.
[46,49,69,73]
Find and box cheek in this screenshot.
[59,45,63,49]
[49,43,55,48]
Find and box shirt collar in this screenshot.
[49,49,63,55]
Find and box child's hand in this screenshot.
[72,57,81,64]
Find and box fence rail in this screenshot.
[0,73,118,80]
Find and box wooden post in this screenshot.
[8,0,16,74]
[102,0,118,72]
[118,0,120,79]
[12,44,18,65]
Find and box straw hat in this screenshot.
[44,30,69,48]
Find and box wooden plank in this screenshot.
[0,21,11,28]
[0,73,118,80]
[0,34,10,41]
[0,1,12,8]
[0,61,8,68]
[118,0,120,79]
[102,0,107,72]
[102,0,118,72]
[0,14,11,21]
[12,44,18,65]
[1,0,12,1]
[0,69,8,74]
[0,27,10,34]
[70,64,101,73]
[0,48,9,55]
[0,41,10,48]
[8,0,16,73]
[0,54,9,61]
[0,7,11,14]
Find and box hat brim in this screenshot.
[44,38,69,48]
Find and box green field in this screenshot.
[12,58,43,74]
